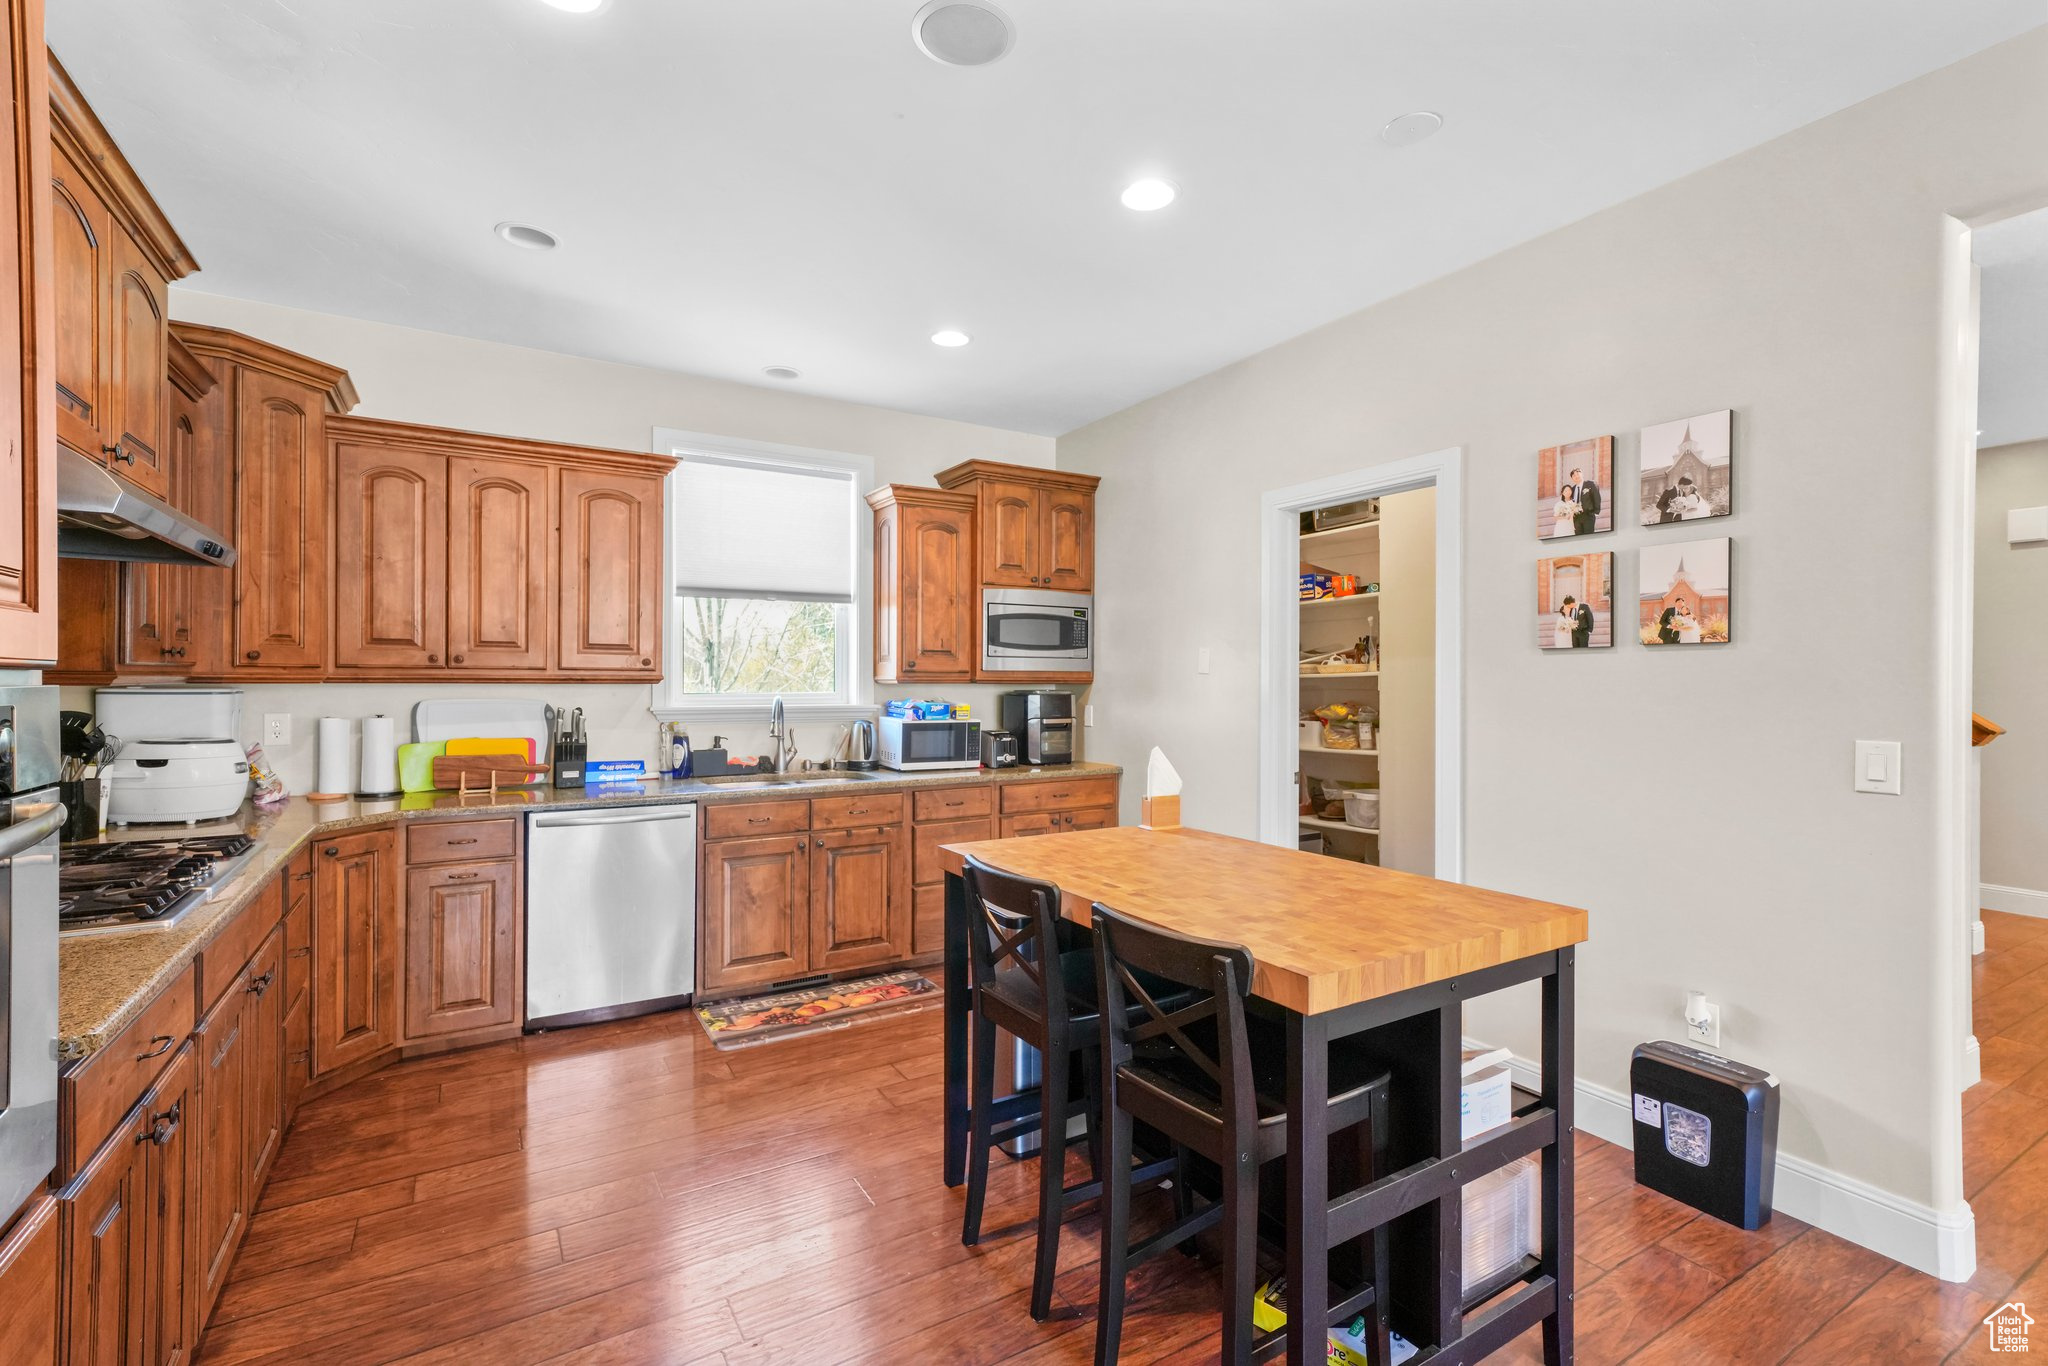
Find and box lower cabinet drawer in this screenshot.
[810,792,906,831]
[912,785,992,822]
[407,817,517,866]
[60,963,196,1180]
[703,800,809,840]
[999,776,1119,815]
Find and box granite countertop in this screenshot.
[57,760,1122,1061]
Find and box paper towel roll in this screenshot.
[357,715,400,797]
[314,717,352,797]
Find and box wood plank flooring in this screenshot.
[196,913,2048,1364]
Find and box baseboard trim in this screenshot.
[1506,1058,1976,1283]
[1963,1034,1982,1090]
[1974,918,1987,956]
[1981,883,2048,919]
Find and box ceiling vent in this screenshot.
[911,1,1014,67]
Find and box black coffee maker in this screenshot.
[998,691,1075,765]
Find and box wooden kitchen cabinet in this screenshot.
[242,926,286,1197]
[136,1041,196,1366]
[332,437,446,671]
[404,859,519,1040]
[58,1111,144,1366]
[447,456,550,672]
[234,365,329,672]
[48,56,194,503]
[868,485,977,683]
[808,824,911,974]
[192,962,247,1328]
[936,460,1100,594]
[313,828,400,1076]
[0,0,57,667]
[0,1192,59,1366]
[558,464,664,674]
[699,833,811,994]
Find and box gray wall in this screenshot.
[1976,439,2048,900]
[1058,28,2048,1215]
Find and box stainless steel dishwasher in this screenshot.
[524,803,697,1029]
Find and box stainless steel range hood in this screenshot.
[56,447,236,567]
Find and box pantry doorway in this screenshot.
[1257,447,1465,881]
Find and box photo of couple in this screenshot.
[1638,408,1732,525]
[1536,551,1613,650]
[1535,435,1612,540]
[1638,538,1731,646]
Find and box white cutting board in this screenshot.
[412,698,553,761]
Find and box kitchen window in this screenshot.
[655,432,874,719]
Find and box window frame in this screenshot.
[652,428,877,724]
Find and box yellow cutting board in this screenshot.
[447,736,535,762]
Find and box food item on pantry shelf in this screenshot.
[1312,700,1371,750]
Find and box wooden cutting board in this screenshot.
[431,753,547,790]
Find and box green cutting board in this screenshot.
[397,741,447,792]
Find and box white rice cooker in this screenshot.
[95,687,250,824]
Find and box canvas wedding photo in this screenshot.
[1536,435,1613,539]
[1536,551,1613,649]
[1638,408,1732,524]
[1638,538,1732,645]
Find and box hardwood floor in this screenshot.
[196,915,2048,1364]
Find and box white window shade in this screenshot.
[672,454,856,602]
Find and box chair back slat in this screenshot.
[962,856,1082,1027]
[1091,901,1258,1134]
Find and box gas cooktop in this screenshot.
[58,834,258,937]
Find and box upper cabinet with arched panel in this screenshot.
[48,55,195,501]
[325,417,667,681]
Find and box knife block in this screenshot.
[552,739,586,789]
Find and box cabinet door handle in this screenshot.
[451,655,464,664]
[944,799,964,808]
[847,807,869,816]
[747,816,771,825]
[904,661,916,671]
[246,650,261,661]
[135,1034,175,1061]
[103,443,134,466]
[447,837,478,845]
[324,846,340,857]
[136,1099,181,1147]
[292,871,314,882]
[248,970,274,997]
[427,654,440,664]
[641,658,652,667]
[446,871,480,881]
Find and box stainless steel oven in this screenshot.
[0,686,63,1228]
[982,588,1092,673]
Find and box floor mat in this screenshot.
[695,969,938,1049]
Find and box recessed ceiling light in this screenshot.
[763,366,802,381]
[1380,111,1444,148]
[931,329,971,348]
[1120,178,1177,212]
[540,0,608,12]
[911,1,1014,67]
[494,221,558,250]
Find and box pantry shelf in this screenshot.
[1298,816,1380,836]
[1299,669,1379,679]
[1300,745,1378,757]
[1301,591,1380,609]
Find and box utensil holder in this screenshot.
[59,779,100,843]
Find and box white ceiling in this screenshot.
[48,1,2045,436]
[1977,205,2048,449]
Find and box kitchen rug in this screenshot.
[695,970,938,1050]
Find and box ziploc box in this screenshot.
[1461,1043,1514,1141]
[585,759,646,779]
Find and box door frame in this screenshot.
[1256,446,1465,880]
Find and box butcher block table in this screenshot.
[938,825,1590,1365]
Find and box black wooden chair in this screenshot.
[961,856,1174,1321]
[1089,901,1393,1366]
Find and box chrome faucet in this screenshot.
[768,695,798,773]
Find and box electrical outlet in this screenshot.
[1686,1002,1722,1050]
[263,713,292,745]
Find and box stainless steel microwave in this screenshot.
[982,588,1092,673]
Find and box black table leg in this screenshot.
[1541,948,1576,1364]
[1285,1008,1331,1365]
[943,868,969,1189]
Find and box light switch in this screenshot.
[1197,648,1212,675]
[1854,740,1902,796]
